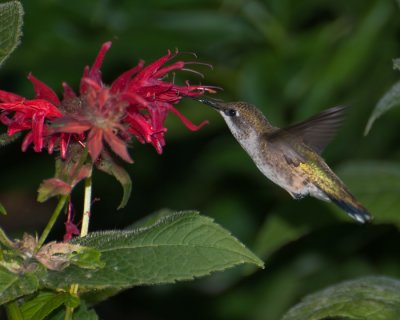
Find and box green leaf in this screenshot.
[364,80,400,135]
[337,161,400,226]
[81,287,121,306]
[48,301,98,320]
[253,214,310,260]
[0,227,14,248]
[37,178,72,202]
[97,152,132,209]
[125,208,175,230]
[44,211,264,289]
[20,291,79,320]
[0,1,23,67]
[0,265,46,305]
[0,202,6,215]
[394,58,400,71]
[38,147,92,202]
[282,276,400,320]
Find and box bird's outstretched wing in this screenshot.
[264,106,346,166]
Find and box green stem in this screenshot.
[65,176,92,319]
[80,176,92,237]
[5,301,23,320]
[64,304,74,320]
[34,195,68,254]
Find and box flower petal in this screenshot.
[62,82,77,100]
[87,128,103,162]
[31,111,45,152]
[152,61,185,78]
[0,89,24,102]
[103,129,133,163]
[16,99,63,118]
[110,61,144,94]
[131,51,171,84]
[64,219,80,241]
[168,105,209,131]
[28,73,61,106]
[88,41,112,83]
[21,131,33,152]
[60,133,70,159]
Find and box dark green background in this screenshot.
[1,0,400,319]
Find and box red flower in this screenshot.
[0,42,215,162]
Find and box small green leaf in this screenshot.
[44,211,264,289]
[337,161,400,226]
[37,178,71,202]
[282,276,400,320]
[0,1,23,67]
[69,245,104,270]
[38,145,91,202]
[0,227,14,248]
[0,202,6,215]
[36,242,104,271]
[364,80,400,135]
[97,152,132,209]
[20,291,78,320]
[394,58,400,71]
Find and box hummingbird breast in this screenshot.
[237,131,318,199]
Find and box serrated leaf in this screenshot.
[20,291,78,320]
[97,152,132,209]
[126,208,175,230]
[0,265,46,305]
[282,276,400,320]
[364,80,400,135]
[0,1,23,67]
[394,58,400,71]
[337,161,400,226]
[44,211,264,290]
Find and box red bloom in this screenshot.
[0,41,215,162]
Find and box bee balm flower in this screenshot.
[0,42,215,162]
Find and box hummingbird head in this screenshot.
[191,97,273,140]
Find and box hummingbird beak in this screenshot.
[186,95,223,111]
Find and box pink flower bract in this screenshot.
[0,41,215,162]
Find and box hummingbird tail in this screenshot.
[327,195,372,224]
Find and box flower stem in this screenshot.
[5,301,23,320]
[64,283,79,320]
[65,175,92,319]
[34,195,68,254]
[80,176,92,237]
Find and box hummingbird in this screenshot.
[192,97,372,223]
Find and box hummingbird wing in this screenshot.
[278,106,346,155]
[265,106,346,166]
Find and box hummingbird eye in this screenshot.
[224,109,238,117]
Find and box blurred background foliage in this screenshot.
[1,0,400,319]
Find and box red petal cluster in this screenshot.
[0,42,215,162]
